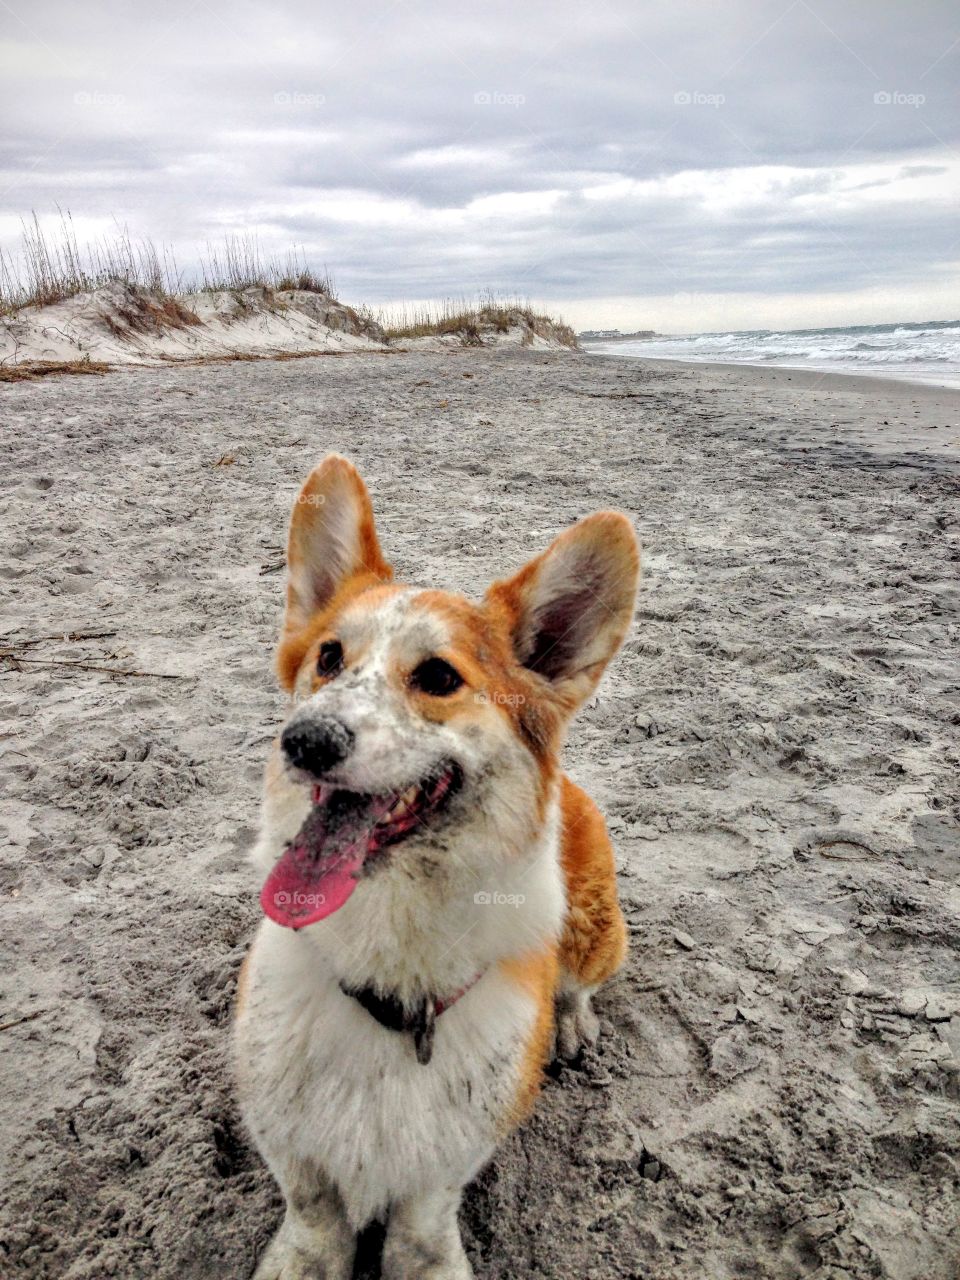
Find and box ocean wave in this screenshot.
[590,318,960,387]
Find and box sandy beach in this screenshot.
[1,349,958,1279]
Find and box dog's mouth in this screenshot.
[260,763,463,929]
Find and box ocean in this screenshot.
[585,320,960,389]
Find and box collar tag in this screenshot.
[412,997,436,1065]
[340,971,484,1067]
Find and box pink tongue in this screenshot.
[260,798,375,929]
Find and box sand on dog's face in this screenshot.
[1,350,959,1280]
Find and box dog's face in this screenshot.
[258,455,639,932]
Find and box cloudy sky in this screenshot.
[1,1,958,331]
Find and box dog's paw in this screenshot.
[253,1226,352,1280]
[382,1242,473,1280]
[555,993,600,1061]
[252,1245,330,1280]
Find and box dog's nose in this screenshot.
[280,718,354,778]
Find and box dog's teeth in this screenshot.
[371,782,429,829]
[375,793,413,825]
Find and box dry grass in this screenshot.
[0,358,112,382]
[100,294,202,341]
[197,237,333,296]
[381,292,578,347]
[0,213,335,314]
[1,216,576,353]
[155,352,264,366]
[0,212,177,312]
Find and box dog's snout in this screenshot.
[281,718,354,778]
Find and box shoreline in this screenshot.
[614,353,960,459]
[631,353,960,400]
[583,348,960,393]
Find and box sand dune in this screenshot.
[1,350,958,1279]
[0,284,576,370]
[0,282,385,367]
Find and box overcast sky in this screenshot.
[1,1,958,331]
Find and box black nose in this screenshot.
[280,718,354,778]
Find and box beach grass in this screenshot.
[380,292,577,347]
[0,213,335,314]
[1,216,575,350]
[196,235,334,296]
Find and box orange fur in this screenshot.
[557,776,628,986]
[485,510,640,714]
[277,574,403,691]
[403,592,562,825]
[498,946,559,1128]
[499,775,627,1119]
[277,454,393,687]
[287,455,392,602]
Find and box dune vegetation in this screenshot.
[0,212,334,315]
[380,291,578,347]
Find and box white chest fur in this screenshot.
[236,923,538,1228]
[238,758,566,1228]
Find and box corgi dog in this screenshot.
[235,455,640,1280]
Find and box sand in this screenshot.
[1,350,958,1280]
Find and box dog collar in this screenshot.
[339,972,484,1066]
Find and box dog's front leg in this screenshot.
[253,1162,356,1280]
[382,1185,472,1280]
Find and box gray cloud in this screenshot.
[1,0,958,327]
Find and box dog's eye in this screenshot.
[410,657,464,697]
[317,640,344,677]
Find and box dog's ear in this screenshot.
[486,512,639,710]
[282,454,391,636]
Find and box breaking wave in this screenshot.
[586,320,960,387]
